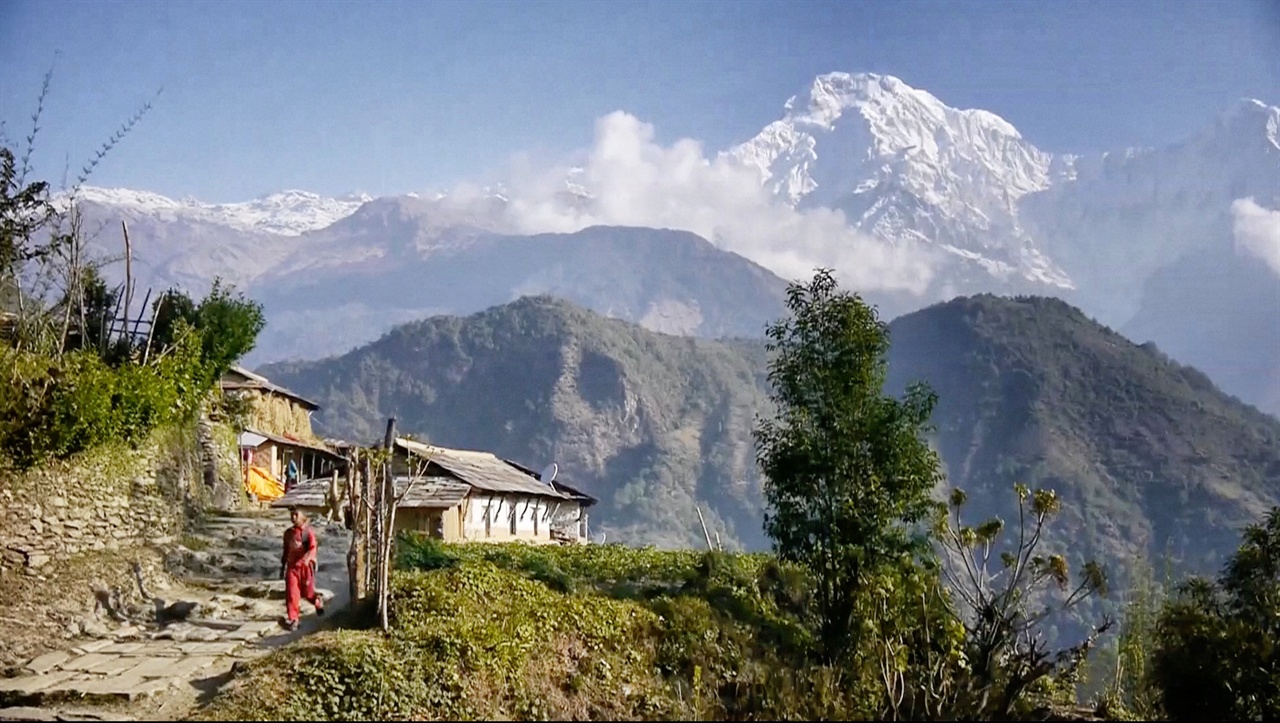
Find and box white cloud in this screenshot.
[1232,197,1280,277]
[487,111,938,295]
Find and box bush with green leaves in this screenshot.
[1151,507,1280,721]
[1,278,264,468]
[392,540,907,719]
[149,279,265,385]
[0,321,208,466]
[929,484,1111,720]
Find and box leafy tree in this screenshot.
[148,279,264,382]
[192,278,265,381]
[754,268,945,660]
[1152,507,1280,721]
[0,146,57,294]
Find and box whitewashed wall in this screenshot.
[463,493,552,539]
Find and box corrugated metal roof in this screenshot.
[396,438,574,500]
[271,475,474,510]
[270,479,329,509]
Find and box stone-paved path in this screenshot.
[0,508,351,719]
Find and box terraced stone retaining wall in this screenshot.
[0,426,210,574]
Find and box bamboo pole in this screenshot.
[121,221,132,339]
[695,504,714,551]
[142,294,163,364]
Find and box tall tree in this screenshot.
[755,268,944,659]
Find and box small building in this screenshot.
[220,366,321,441]
[221,367,345,502]
[238,428,346,488]
[272,438,598,545]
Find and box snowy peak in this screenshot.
[1208,98,1280,150]
[729,72,1057,212]
[68,186,369,236]
[724,71,1070,290]
[785,72,1022,141]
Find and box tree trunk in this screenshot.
[196,408,219,491]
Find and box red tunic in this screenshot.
[283,524,316,569]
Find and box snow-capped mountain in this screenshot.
[1022,98,1280,323]
[726,72,1076,291]
[58,72,1280,414]
[71,186,373,236]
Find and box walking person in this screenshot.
[284,458,300,493]
[280,507,324,630]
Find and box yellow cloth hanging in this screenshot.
[245,465,285,501]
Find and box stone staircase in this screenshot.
[0,509,352,718]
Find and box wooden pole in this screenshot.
[378,417,397,631]
[346,451,364,602]
[102,283,123,353]
[695,504,714,552]
[383,417,397,453]
[328,470,340,522]
[361,454,373,595]
[142,294,162,365]
[121,221,132,340]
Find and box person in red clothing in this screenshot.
[280,507,324,630]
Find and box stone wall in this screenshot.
[0,426,202,575]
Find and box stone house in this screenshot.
[220,366,346,500]
[273,438,597,545]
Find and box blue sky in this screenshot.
[1,0,1277,202]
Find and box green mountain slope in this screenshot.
[885,294,1280,575]
[261,293,1280,578]
[261,296,773,549]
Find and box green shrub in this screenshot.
[0,321,207,467]
[394,533,460,572]
[193,632,430,722]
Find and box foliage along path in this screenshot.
[0,508,351,721]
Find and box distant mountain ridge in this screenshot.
[261,294,1280,582]
[64,72,1280,415]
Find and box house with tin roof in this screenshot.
[273,437,597,545]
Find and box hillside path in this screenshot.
[0,509,351,721]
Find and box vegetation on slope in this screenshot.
[206,270,1280,722]
[262,296,773,549]
[198,505,1280,721]
[2,86,267,470]
[885,294,1280,578]
[262,288,1280,584]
